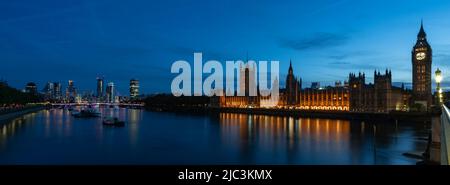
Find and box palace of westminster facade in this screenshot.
[212,22,434,112]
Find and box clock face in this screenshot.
[416,52,426,60]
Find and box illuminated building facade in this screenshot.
[214,61,350,111]
[213,61,410,113]
[299,87,349,111]
[349,70,409,112]
[210,24,436,112]
[218,63,260,108]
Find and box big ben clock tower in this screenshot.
[412,21,432,109]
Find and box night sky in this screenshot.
[1,0,450,95]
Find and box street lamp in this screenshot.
[435,68,443,104]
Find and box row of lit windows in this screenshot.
[416,85,427,92]
[416,65,426,74]
[299,106,349,111]
[415,48,428,52]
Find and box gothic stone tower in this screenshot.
[348,72,365,112]
[286,60,301,106]
[374,69,392,112]
[412,21,432,109]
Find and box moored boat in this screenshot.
[72,108,101,118]
[102,117,125,127]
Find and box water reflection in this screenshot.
[218,113,428,165]
[0,108,144,152]
[0,109,428,165]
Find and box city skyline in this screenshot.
[17,77,139,98]
[2,0,450,178]
[2,0,450,94]
[2,23,446,96]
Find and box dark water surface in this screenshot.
[0,108,429,165]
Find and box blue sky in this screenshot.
[1,0,450,95]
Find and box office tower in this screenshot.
[43,82,54,99]
[106,82,115,103]
[130,79,139,99]
[97,77,104,98]
[25,82,37,94]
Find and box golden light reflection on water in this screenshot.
[0,108,145,149]
[0,112,39,148]
[0,110,428,164]
[127,109,142,146]
[219,113,351,154]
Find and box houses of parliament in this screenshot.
[212,22,434,112]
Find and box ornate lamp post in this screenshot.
[435,68,443,105]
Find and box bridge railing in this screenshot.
[441,105,450,165]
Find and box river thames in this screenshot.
[0,108,429,165]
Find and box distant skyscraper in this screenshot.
[66,80,77,100]
[25,82,37,94]
[311,82,320,89]
[97,77,104,98]
[106,82,115,103]
[129,79,139,99]
[43,82,54,98]
[53,82,62,99]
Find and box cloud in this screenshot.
[328,61,350,65]
[327,50,377,60]
[332,60,382,70]
[328,55,349,61]
[280,32,349,51]
[326,50,383,70]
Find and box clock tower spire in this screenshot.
[418,19,426,39]
[412,20,432,109]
